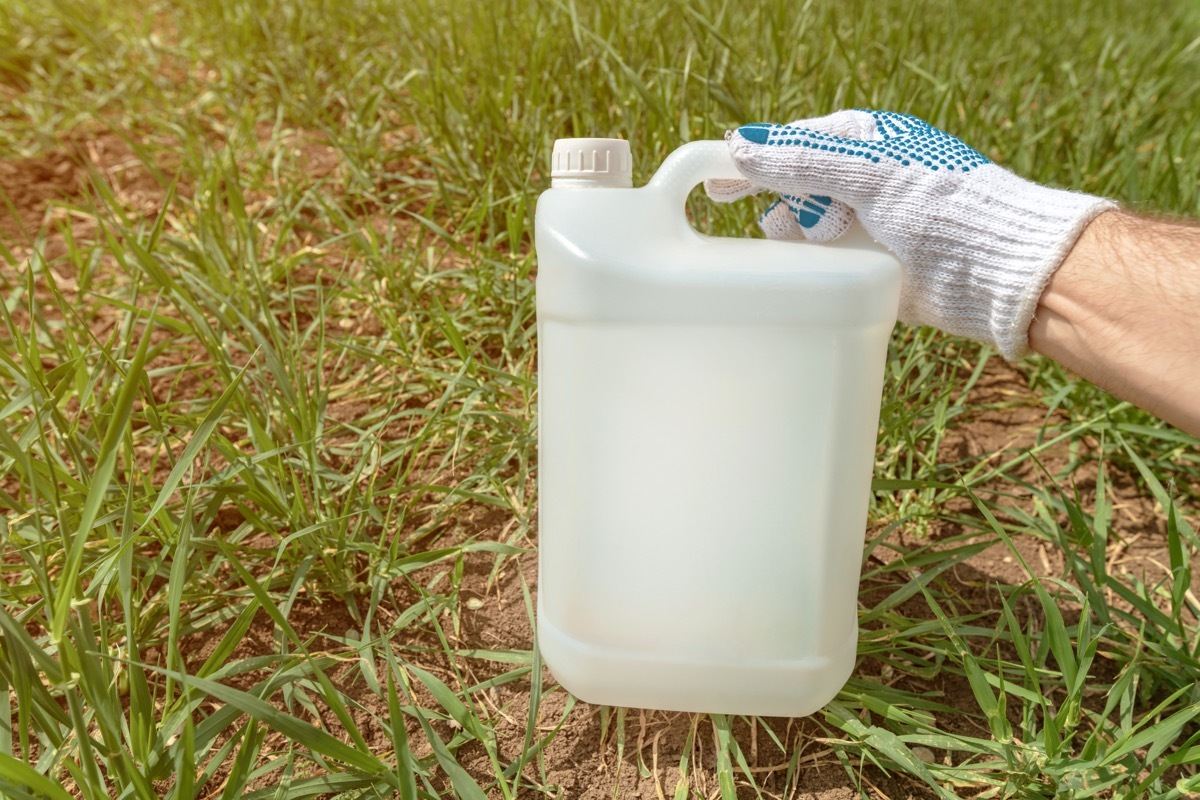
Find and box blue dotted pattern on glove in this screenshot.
[738,111,989,173]
[783,193,832,228]
[760,194,835,230]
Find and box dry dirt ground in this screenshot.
[1,133,1192,800]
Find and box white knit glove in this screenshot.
[705,110,1117,360]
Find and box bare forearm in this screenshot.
[1028,210,1200,436]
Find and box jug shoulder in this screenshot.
[536,187,898,280]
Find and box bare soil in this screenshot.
[3,136,1194,800]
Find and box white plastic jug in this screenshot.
[534,137,902,717]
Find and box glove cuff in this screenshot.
[893,167,1117,361]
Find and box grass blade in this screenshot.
[52,315,154,642]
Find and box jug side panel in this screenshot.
[538,317,895,714]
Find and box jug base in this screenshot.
[537,614,858,717]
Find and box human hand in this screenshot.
[705,110,1115,360]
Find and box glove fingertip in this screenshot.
[735,123,775,144]
[782,194,856,243]
[704,178,758,203]
[801,212,854,242]
[759,200,807,241]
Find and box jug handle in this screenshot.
[644,140,743,209]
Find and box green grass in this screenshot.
[2,0,1200,797]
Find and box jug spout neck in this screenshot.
[551,138,633,188]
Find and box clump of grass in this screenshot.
[2,0,1200,797]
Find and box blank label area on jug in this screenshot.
[538,321,879,666]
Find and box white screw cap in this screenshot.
[551,138,632,188]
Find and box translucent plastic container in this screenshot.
[534,138,902,717]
